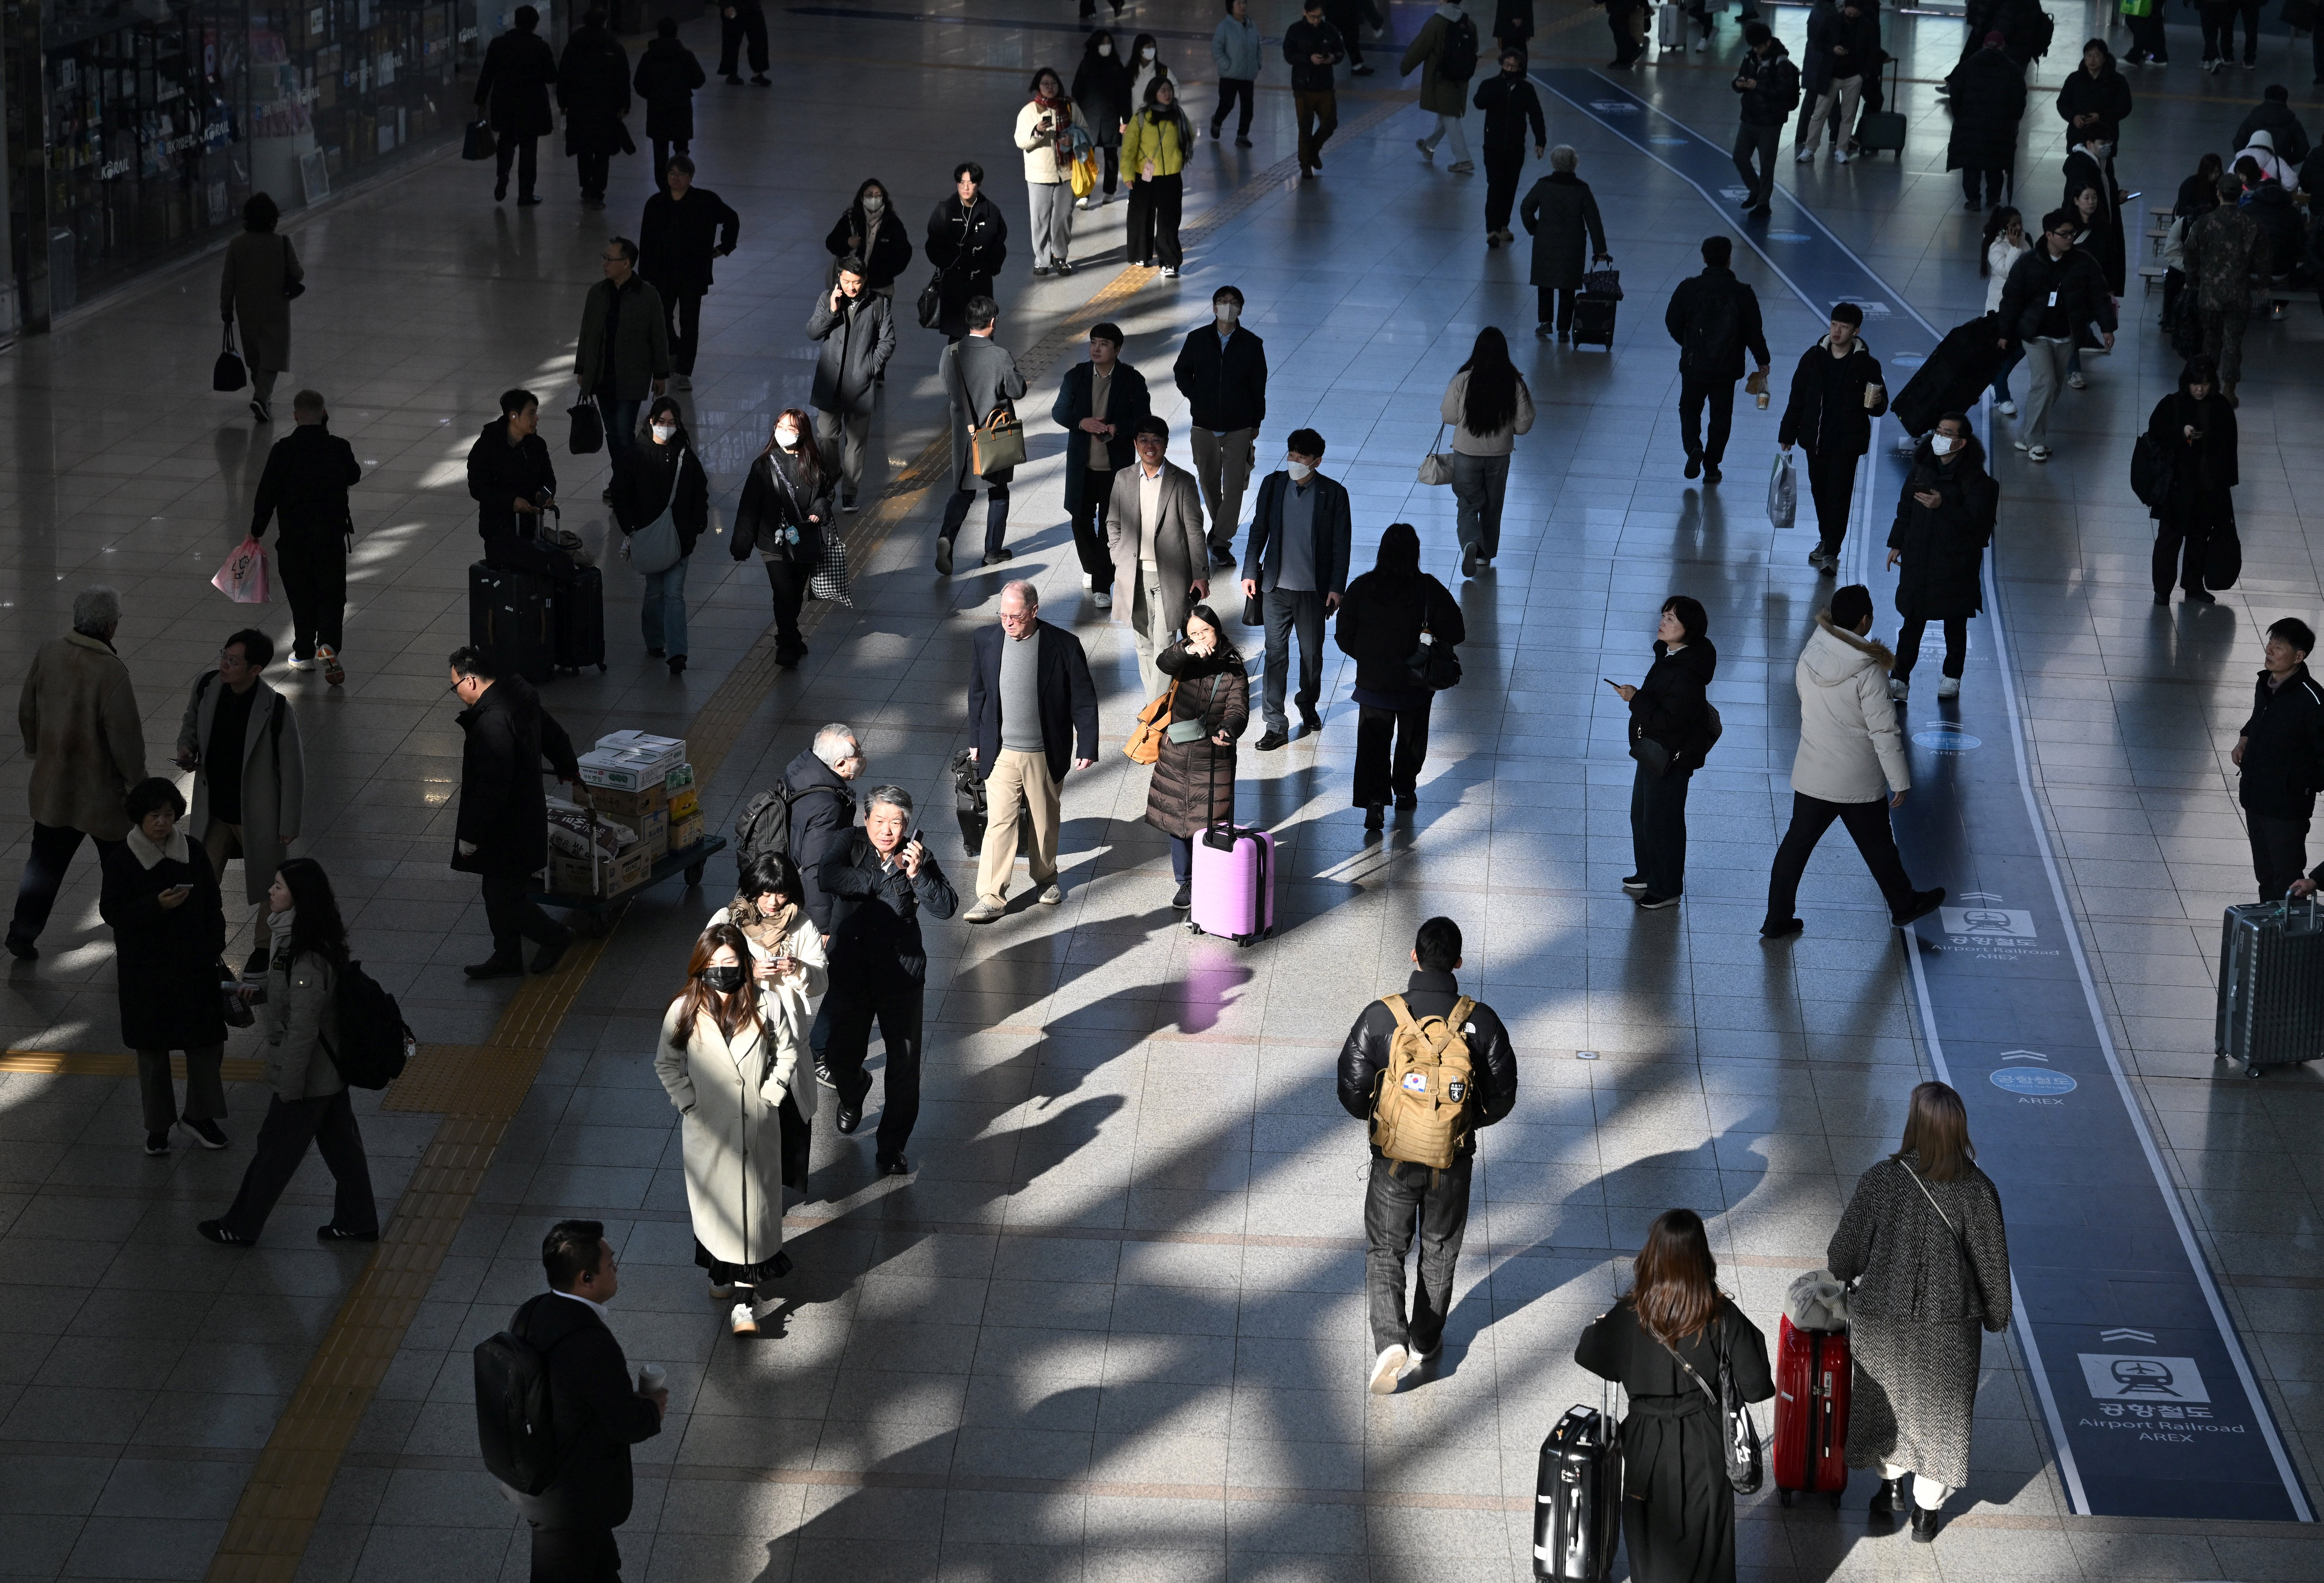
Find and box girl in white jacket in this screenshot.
[1980,207,2030,416]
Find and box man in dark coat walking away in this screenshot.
[1731,24,1799,217]
[637,159,737,391]
[963,582,1099,923]
[1664,236,1771,483]
[577,239,671,478]
[448,646,579,980]
[250,389,361,684]
[1518,146,1608,341]
[632,18,705,190]
[719,0,771,85]
[2241,621,2324,902]
[1779,301,1887,573]
[1889,314,2008,445]
[1337,916,1518,1395]
[938,297,1026,574]
[1051,323,1150,603]
[467,388,557,553]
[2235,85,2310,167]
[476,6,557,205]
[1945,31,2026,211]
[782,724,864,936]
[557,9,632,209]
[1884,414,1997,699]
[493,1222,666,1583]
[807,259,896,511]
[1242,427,1353,749]
[1472,48,1545,246]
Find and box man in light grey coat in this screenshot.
[938,295,1026,575]
[806,257,896,513]
[1107,417,1211,698]
[175,628,306,971]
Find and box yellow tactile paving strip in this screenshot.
[1,1049,268,1082]
[199,102,1417,1583]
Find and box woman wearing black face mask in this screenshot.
[656,920,801,1336]
[1073,32,1131,205]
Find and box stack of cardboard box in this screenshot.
[559,733,704,897]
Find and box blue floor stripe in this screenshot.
[1538,66,2312,1524]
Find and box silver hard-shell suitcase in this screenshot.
[2216,898,2324,1076]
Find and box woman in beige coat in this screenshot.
[707,852,828,1195]
[657,918,813,1336]
[219,192,303,424]
[1014,67,1091,275]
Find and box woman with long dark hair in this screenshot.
[709,854,828,1203]
[1122,77,1192,275]
[734,408,832,668]
[1576,1209,1774,1583]
[1016,66,1090,276]
[822,176,915,295]
[613,394,709,675]
[199,858,379,1246]
[1611,595,1716,909]
[1147,603,1251,910]
[1828,1081,2011,1542]
[657,920,802,1336]
[1979,206,2029,415]
[1072,31,1132,205]
[1439,326,1534,576]
[1333,523,1464,830]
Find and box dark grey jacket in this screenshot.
[943,334,1028,485]
[1828,1153,2012,1329]
[807,290,896,415]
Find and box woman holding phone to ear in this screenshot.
[100,778,231,1158]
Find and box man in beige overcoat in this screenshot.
[175,628,307,973]
[1106,417,1209,700]
[8,587,148,959]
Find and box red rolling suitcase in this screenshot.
[1772,1314,1850,1505]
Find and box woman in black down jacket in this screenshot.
[1148,605,1251,910]
[613,395,710,675]
[1884,412,1997,701]
[1072,31,1132,204]
[1827,1081,2011,1544]
[1334,522,1464,831]
[823,177,915,296]
[734,407,833,667]
[100,778,230,1157]
[1612,595,1716,908]
[2147,355,2237,607]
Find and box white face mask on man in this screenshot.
[1931,434,1960,455]
[1287,459,1314,481]
[1215,304,1239,327]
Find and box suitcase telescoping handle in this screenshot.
[2282,894,2323,935]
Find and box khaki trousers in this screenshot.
[1187,425,1256,558]
[975,747,1060,904]
[1797,75,1864,153]
[1129,567,1168,700]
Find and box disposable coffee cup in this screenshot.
[636,1363,666,1395]
[1755,391,1770,410]
[1863,384,1883,409]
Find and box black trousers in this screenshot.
[664,288,704,376]
[1211,77,1255,138]
[823,974,925,1158]
[650,138,690,191]
[2125,10,2168,59]
[577,150,610,200]
[940,466,1011,557]
[1262,587,1329,735]
[1608,3,1643,65]
[1364,1154,1471,1357]
[1483,144,1526,233]
[2153,512,2214,597]
[1764,792,1914,926]
[276,532,346,658]
[494,134,539,199]
[1071,469,1119,584]
[1127,174,1184,267]
[530,1524,621,1583]
[718,4,768,75]
[1805,448,1858,558]
[1732,120,1779,208]
[1959,167,2007,207]
[762,556,808,660]
[1893,614,1966,681]
[1295,89,1339,172]
[1678,374,1737,466]
[2249,812,2311,902]
[1354,699,1431,807]
[480,870,568,961]
[8,823,123,949]
[1630,761,1693,897]
[1537,285,1577,334]
[218,1089,379,1240]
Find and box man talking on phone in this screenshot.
[816,786,957,1176]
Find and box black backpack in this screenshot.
[1438,13,1479,81]
[734,780,851,869]
[475,1323,559,1496]
[321,958,414,1090]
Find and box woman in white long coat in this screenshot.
[709,852,828,1195]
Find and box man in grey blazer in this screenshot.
[938,295,1027,576]
[1105,418,1210,699]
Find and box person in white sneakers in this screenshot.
[1795,0,1875,163]
[1980,207,2031,416]
[1885,413,1996,702]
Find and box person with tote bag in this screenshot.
[732,409,833,670]
[612,395,708,675]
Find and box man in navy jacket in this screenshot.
[964,581,1099,923]
[1240,426,1351,749]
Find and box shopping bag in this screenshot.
[808,531,855,606]
[1767,451,1798,530]
[567,401,604,455]
[212,536,271,603]
[1070,149,1099,199]
[213,325,247,393]
[463,120,497,161]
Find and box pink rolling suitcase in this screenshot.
[1189,822,1274,945]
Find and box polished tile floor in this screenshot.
[4,1,2324,1579]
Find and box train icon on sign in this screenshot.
[1939,907,2037,939]
[2079,1353,2212,1404]
[2111,1359,2178,1396]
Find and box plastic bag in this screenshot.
[1767,451,1797,531]
[211,536,271,603]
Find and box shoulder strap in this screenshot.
[1449,996,1475,1028]
[1381,993,1415,1030]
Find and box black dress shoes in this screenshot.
[465,956,525,980]
[1869,1476,1905,1515]
[1910,1506,1941,1543]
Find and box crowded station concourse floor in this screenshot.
[5,0,2324,1578]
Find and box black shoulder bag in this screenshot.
[1656,1321,1764,1495]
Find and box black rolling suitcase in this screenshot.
[2216,898,2324,1076]
[554,564,608,674]
[1533,1404,1620,1580]
[1854,59,1907,157]
[1571,295,1618,349]
[469,561,555,685]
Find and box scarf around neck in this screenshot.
[126,824,190,869]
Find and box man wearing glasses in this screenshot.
[1995,209,2116,464]
[962,582,1098,923]
[575,237,671,485]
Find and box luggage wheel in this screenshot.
[1830,1490,1844,1508]
[683,861,706,886]
[598,663,608,672]
[1779,1489,1792,1508]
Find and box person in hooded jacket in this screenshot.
[732,410,832,668]
[1763,584,1943,940]
[823,178,914,297]
[632,18,705,188]
[1518,146,1609,340]
[474,5,556,205]
[637,157,739,390]
[1885,414,1998,698]
[1333,523,1463,831]
[613,397,709,675]
[1946,31,2025,211]
[1403,1,1480,175]
[2146,356,2238,606]
[2235,128,2300,192]
[1612,595,1716,909]
[2056,39,2130,147]
[1074,32,1132,202]
[2235,86,2311,166]
[1473,48,1546,246]
[1779,302,1887,572]
[925,163,1008,341]
[2062,134,2129,297]
[556,9,632,208]
[1731,23,1799,216]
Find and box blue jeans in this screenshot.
[642,556,689,656]
[1990,346,2024,404]
[596,395,642,471]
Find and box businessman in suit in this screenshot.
[937,294,1027,576]
[496,1220,665,1583]
[963,580,1100,922]
[1106,417,1211,699]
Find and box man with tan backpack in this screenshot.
[1337,916,1518,1395]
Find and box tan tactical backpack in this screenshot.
[1369,994,1478,1170]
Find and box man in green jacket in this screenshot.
[576,236,671,485]
[1402,1,1480,174]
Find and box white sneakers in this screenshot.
[1094,589,1113,609]
[1889,677,1909,701]
[730,1302,759,1336]
[1368,1345,1409,1395]
[1833,147,1851,164]
[1995,399,2017,416]
[2028,445,2051,463]
[2066,371,2087,390]
[1795,146,1814,163]
[1937,676,1961,699]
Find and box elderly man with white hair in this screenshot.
[780,721,866,939]
[9,586,149,959]
[963,580,1099,923]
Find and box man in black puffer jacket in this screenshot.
[1778,301,1887,572]
[1731,24,1799,216]
[2240,619,2324,901]
[1337,916,1518,1396]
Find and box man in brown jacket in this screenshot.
[9,587,149,959]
